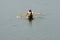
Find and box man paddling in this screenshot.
[26,9,33,20]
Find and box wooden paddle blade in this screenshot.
[17,14,27,17]
[32,13,41,16]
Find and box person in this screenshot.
[26,9,33,20]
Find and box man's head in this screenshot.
[27,8,32,14]
[28,8,32,12]
[29,9,32,12]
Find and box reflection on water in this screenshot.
[28,18,33,22]
[27,16,42,27]
[28,19,33,27]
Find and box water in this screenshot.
[0,0,60,40]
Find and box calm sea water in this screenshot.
[0,0,60,40]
